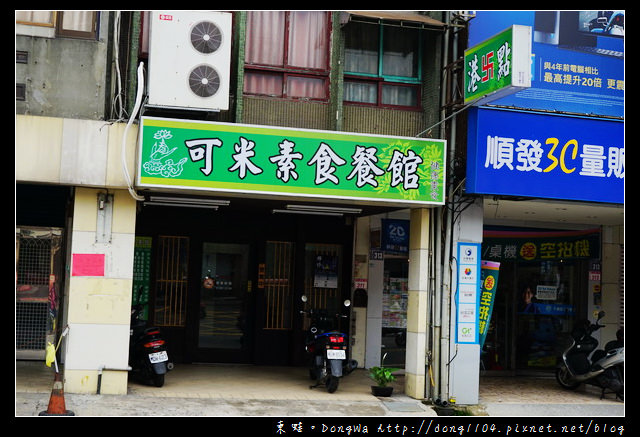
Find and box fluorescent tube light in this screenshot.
[147,196,230,207]
[144,201,219,210]
[272,209,343,217]
[285,204,362,214]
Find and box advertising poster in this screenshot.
[479,260,500,348]
[468,11,623,118]
[465,11,623,205]
[314,254,338,288]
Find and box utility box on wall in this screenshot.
[147,10,232,111]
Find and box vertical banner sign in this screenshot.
[456,242,481,344]
[479,260,500,348]
[464,25,532,106]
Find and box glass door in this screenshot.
[302,243,344,326]
[198,243,251,358]
[514,260,584,371]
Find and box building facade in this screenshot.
[445,11,624,404]
[16,10,623,405]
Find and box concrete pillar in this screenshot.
[448,197,483,405]
[63,187,137,394]
[404,208,431,399]
[351,217,370,367]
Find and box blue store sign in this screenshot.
[381,219,410,254]
[466,107,624,204]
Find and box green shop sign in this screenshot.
[464,25,532,105]
[137,117,446,206]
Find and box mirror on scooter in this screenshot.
[301,295,308,303]
[597,310,605,320]
[343,299,351,307]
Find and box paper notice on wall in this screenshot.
[72,253,105,276]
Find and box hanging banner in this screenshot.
[137,117,446,206]
[479,260,500,348]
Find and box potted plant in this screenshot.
[369,353,399,396]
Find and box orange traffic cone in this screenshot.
[38,372,75,416]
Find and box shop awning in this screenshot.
[342,11,446,28]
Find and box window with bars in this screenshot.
[244,11,331,101]
[154,236,189,327]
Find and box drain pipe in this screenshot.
[428,206,441,402]
[431,206,443,403]
[438,10,458,407]
[97,365,132,394]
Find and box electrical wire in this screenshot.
[121,62,146,202]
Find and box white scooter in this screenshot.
[556,311,624,400]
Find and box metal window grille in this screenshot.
[154,236,189,327]
[264,241,295,330]
[17,238,52,286]
[619,245,624,328]
[16,302,48,350]
[16,227,63,359]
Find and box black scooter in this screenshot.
[556,311,624,400]
[129,298,173,387]
[300,295,357,393]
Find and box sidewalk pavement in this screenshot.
[15,362,625,418]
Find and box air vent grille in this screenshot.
[189,64,221,97]
[190,20,223,54]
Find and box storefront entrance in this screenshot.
[135,198,355,366]
[197,243,253,362]
[481,228,600,374]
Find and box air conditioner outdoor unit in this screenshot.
[147,11,232,111]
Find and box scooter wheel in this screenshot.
[555,366,580,390]
[152,374,165,387]
[326,375,339,393]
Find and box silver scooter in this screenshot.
[556,311,624,400]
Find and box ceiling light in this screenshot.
[272,209,343,217]
[285,204,362,214]
[144,201,219,209]
[144,196,230,209]
[148,196,230,206]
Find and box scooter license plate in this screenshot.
[149,351,168,363]
[327,349,346,360]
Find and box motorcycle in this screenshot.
[129,296,173,387]
[300,295,358,393]
[556,311,624,400]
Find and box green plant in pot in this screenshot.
[369,353,399,396]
